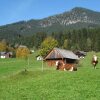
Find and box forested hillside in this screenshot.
[0,7,100,51]
[0,28,100,52]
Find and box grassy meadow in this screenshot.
[0,51,100,100]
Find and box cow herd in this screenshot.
[55,54,99,71]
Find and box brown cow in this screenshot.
[56,61,61,70]
[56,61,77,71]
[91,55,98,69]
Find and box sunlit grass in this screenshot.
[0,52,100,100]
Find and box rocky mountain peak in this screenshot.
[39,7,99,28]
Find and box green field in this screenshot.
[0,52,100,100]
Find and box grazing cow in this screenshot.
[56,61,60,70]
[56,61,77,71]
[56,61,65,70]
[91,55,98,69]
[63,63,77,71]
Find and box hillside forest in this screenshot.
[0,27,100,56]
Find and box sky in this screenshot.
[0,0,100,26]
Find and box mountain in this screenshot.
[0,7,100,40]
[40,7,100,28]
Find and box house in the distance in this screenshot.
[0,52,13,58]
[75,51,87,58]
[36,55,43,61]
[44,48,79,71]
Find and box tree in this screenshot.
[33,32,47,49]
[16,46,30,59]
[63,39,68,49]
[0,40,7,52]
[39,37,58,56]
[16,46,30,72]
[87,38,92,51]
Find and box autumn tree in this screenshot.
[63,39,68,49]
[39,36,58,56]
[16,46,30,59]
[0,40,7,52]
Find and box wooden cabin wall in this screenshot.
[46,60,63,67]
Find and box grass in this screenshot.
[0,52,100,100]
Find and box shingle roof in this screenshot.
[55,48,79,60]
[45,48,79,60]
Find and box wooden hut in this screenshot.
[0,52,13,58]
[44,48,79,71]
[75,50,87,58]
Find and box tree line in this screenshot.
[32,28,100,52]
[0,27,100,57]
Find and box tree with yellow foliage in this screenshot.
[16,46,30,72]
[39,36,58,57]
[16,46,30,59]
[0,40,7,52]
